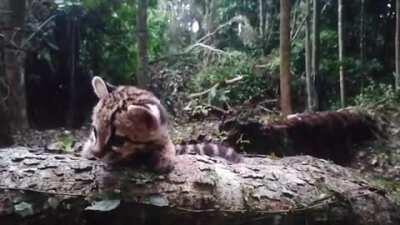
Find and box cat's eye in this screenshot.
[91,126,97,138]
[109,135,126,147]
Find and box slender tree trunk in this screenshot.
[136,0,150,89]
[0,1,12,145]
[259,0,267,55]
[279,0,292,115]
[338,0,345,107]
[259,0,264,37]
[311,0,320,110]
[66,14,80,128]
[305,0,312,111]
[263,0,274,54]
[203,0,217,64]
[396,0,400,91]
[204,0,217,36]
[4,0,29,131]
[0,29,12,145]
[311,0,321,111]
[360,0,366,64]
[0,102,13,146]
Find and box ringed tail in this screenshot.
[175,143,242,163]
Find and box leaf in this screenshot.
[14,202,34,217]
[85,199,121,212]
[144,195,169,207]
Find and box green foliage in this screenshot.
[264,49,280,73]
[289,26,390,108]
[190,51,276,106]
[80,1,138,83]
[55,0,398,110]
[77,0,168,83]
[354,83,400,106]
[148,8,168,59]
[371,178,400,205]
[192,52,250,89]
[59,133,74,152]
[48,132,74,152]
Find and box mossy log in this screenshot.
[0,147,398,225]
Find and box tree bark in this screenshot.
[263,0,275,54]
[305,0,312,111]
[360,0,366,64]
[136,0,150,89]
[0,103,13,146]
[396,0,400,91]
[279,0,292,115]
[259,0,264,37]
[204,0,217,38]
[311,0,320,110]
[0,0,13,145]
[3,0,29,131]
[66,14,80,128]
[338,0,345,107]
[0,147,399,225]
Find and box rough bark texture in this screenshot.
[360,0,365,64]
[0,0,12,146]
[311,0,320,110]
[338,0,345,106]
[279,0,292,115]
[396,0,400,91]
[0,147,399,225]
[259,0,264,37]
[136,0,150,89]
[305,0,312,111]
[0,103,13,147]
[66,14,81,128]
[3,0,29,131]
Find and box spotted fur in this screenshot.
[82,76,241,172]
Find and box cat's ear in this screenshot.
[92,76,110,99]
[127,104,160,131]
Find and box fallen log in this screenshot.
[0,147,398,225]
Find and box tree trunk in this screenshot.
[279,0,292,115]
[259,0,268,55]
[396,0,400,91]
[0,103,13,146]
[338,0,345,107]
[203,0,218,64]
[259,0,264,37]
[136,0,150,89]
[0,0,12,145]
[305,0,312,111]
[66,13,80,128]
[360,0,366,64]
[0,147,399,225]
[204,0,217,37]
[263,0,274,54]
[311,0,320,111]
[3,0,29,131]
